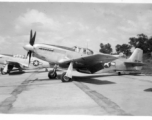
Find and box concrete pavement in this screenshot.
[0,70,152,116]
[0,70,107,115]
[74,75,152,116]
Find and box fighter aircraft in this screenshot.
[23,30,119,82]
[0,53,50,75]
[97,48,145,75]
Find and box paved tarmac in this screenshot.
[0,69,152,116]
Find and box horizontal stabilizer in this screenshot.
[124,62,145,66]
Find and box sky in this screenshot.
[0,2,152,55]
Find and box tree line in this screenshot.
[99,34,152,56]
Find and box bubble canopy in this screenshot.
[72,46,94,55]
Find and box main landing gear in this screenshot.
[48,62,73,83]
[61,62,73,82]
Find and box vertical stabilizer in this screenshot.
[128,48,143,62]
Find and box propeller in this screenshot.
[27,30,36,64]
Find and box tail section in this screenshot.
[128,48,143,63]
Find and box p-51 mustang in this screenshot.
[0,54,50,75]
[24,30,119,82]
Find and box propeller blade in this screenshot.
[29,30,33,45]
[31,32,36,46]
[27,51,29,58]
[27,51,32,64]
[29,51,31,64]
[27,30,36,64]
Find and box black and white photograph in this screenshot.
[0,0,152,118]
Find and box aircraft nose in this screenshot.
[23,44,34,51]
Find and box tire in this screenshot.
[118,72,121,76]
[48,70,57,79]
[61,72,72,82]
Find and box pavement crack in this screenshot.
[74,81,132,116]
[0,71,39,113]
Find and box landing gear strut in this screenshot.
[0,68,7,75]
[61,62,73,82]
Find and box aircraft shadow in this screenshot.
[8,70,47,75]
[9,71,25,75]
[74,78,116,85]
[144,88,152,92]
[34,78,61,82]
[32,75,116,85]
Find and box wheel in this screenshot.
[48,70,57,79]
[118,72,121,76]
[61,72,72,82]
[0,68,7,75]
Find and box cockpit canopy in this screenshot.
[72,46,94,55]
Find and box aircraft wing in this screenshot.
[59,53,118,67]
[124,62,145,66]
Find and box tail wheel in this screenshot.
[48,70,57,79]
[118,72,121,76]
[61,72,72,82]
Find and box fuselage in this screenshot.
[29,44,93,67]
